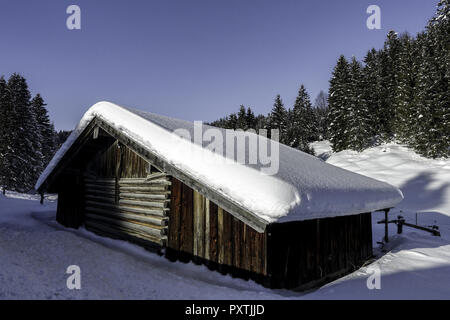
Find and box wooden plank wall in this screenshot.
[93,141,150,179]
[167,178,267,277]
[266,212,373,290]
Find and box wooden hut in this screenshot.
[36,102,403,290]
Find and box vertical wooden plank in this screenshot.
[367,212,373,258]
[193,191,200,257]
[217,207,224,265]
[252,228,259,274]
[193,191,205,258]
[204,199,210,261]
[240,223,250,270]
[263,231,267,276]
[168,178,182,251]
[232,217,241,269]
[223,210,233,267]
[180,183,193,255]
[209,202,218,264]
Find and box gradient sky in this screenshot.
[0,0,438,130]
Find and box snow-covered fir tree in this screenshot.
[362,48,382,139]
[32,94,57,170]
[328,55,352,152]
[314,91,329,140]
[268,95,288,143]
[393,33,418,144]
[236,105,248,130]
[0,74,57,192]
[0,77,11,193]
[245,107,257,130]
[5,74,41,191]
[287,85,315,154]
[347,57,371,151]
[379,31,402,141]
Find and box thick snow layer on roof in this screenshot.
[36,102,403,224]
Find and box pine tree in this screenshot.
[0,76,11,193]
[379,31,402,141]
[245,107,257,130]
[347,57,371,151]
[328,55,352,152]
[314,91,329,140]
[7,73,40,192]
[362,48,382,140]
[288,85,315,154]
[413,1,450,158]
[228,114,238,130]
[32,94,56,169]
[393,33,418,143]
[428,0,450,157]
[268,95,288,143]
[236,105,247,130]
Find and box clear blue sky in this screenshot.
[0,0,438,130]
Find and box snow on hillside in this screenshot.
[306,141,450,299]
[313,141,450,235]
[1,142,450,299]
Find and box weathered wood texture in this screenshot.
[70,141,170,248]
[266,213,373,290]
[167,179,267,277]
[90,140,150,179]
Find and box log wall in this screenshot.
[266,212,373,290]
[80,139,169,249]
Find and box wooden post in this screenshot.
[40,193,44,205]
[397,216,405,234]
[384,209,390,242]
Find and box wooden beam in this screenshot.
[204,199,210,261]
[193,191,205,258]
[120,192,168,201]
[119,199,169,209]
[85,206,168,226]
[384,209,390,243]
[85,213,166,238]
[218,207,224,265]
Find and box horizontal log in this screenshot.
[85,206,168,226]
[146,173,167,181]
[85,219,167,246]
[85,213,167,237]
[85,200,168,217]
[119,179,171,186]
[85,178,116,185]
[120,192,168,200]
[119,199,169,209]
[120,205,169,217]
[85,188,116,197]
[85,194,115,204]
[86,183,116,191]
[119,186,168,192]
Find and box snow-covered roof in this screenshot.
[36,102,403,230]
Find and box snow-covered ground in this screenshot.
[1,142,450,299]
